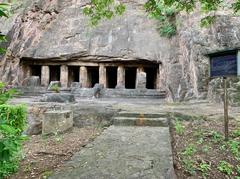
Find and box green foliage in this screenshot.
[182,159,196,175]
[0,2,10,55]
[198,160,211,178]
[228,140,240,156]
[198,160,211,173]
[174,120,184,135]
[83,0,125,26]
[182,144,197,156]
[0,3,9,18]
[0,82,17,104]
[144,0,177,37]
[50,84,60,93]
[0,104,27,178]
[211,131,223,143]
[237,165,240,176]
[217,161,233,176]
[200,16,216,27]
[84,0,240,38]
[232,128,240,138]
[0,82,27,178]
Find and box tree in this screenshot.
[83,0,240,37]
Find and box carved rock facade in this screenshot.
[0,0,240,102]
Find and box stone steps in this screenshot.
[113,116,169,127]
[117,112,167,118]
[113,112,169,127]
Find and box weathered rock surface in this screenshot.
[42,110,73,135]
[22,76,40,87]
[0,0,240,103]
[40,93,75,103]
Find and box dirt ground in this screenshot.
[171,117,240,179]
[8,127,103,179]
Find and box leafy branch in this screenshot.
[0,3,10,54]
[83,0,240,37]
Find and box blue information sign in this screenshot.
[210,53,240,77]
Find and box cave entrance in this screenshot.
[145,67,158,89]
[87,67,99,88]
[68,66,79,86]
[125,67,137,89]
[30,65,41,80]
[50,66,60,82]
[106,67,117,88]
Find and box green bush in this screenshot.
[0,82,27,178]
[0,82,16,105]
[50,84,60,93]
[0,104,27,178]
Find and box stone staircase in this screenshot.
[113,112,169,127]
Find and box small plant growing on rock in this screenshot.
[174,120,184,135]
[217,161,233,176]
[182,159,196,175]
[211,131,223,143]
[182,144,197,157]
[198,160,211,178]
[50,84,60,93]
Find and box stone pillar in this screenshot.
[41,66,50,87]
[156,64,161,89]
[60,65,68,88]
[99,64,106,88]
[80,66,88,88]
[136,67,146,89]
[117,65,125,88]
[25,65,31,78]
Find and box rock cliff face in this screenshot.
[0,0,240,103]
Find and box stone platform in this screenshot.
[16,87,166,99]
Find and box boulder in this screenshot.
[42,110,73,135]
[25,105,47,135]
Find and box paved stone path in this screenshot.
[50,126,175,179]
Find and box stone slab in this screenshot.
[50,126,175,179]
[42,110,73,135]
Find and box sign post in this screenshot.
[209,50,240,141]
[223,77,228,141]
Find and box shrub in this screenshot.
[0,82,16,104]
[50,84,60,93]
[217,161,233,176]
[174,120,184,135]
[0,82,27,178]
[0,104,27,178]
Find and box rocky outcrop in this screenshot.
[0,0,240,103]
[176,12,240,103]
